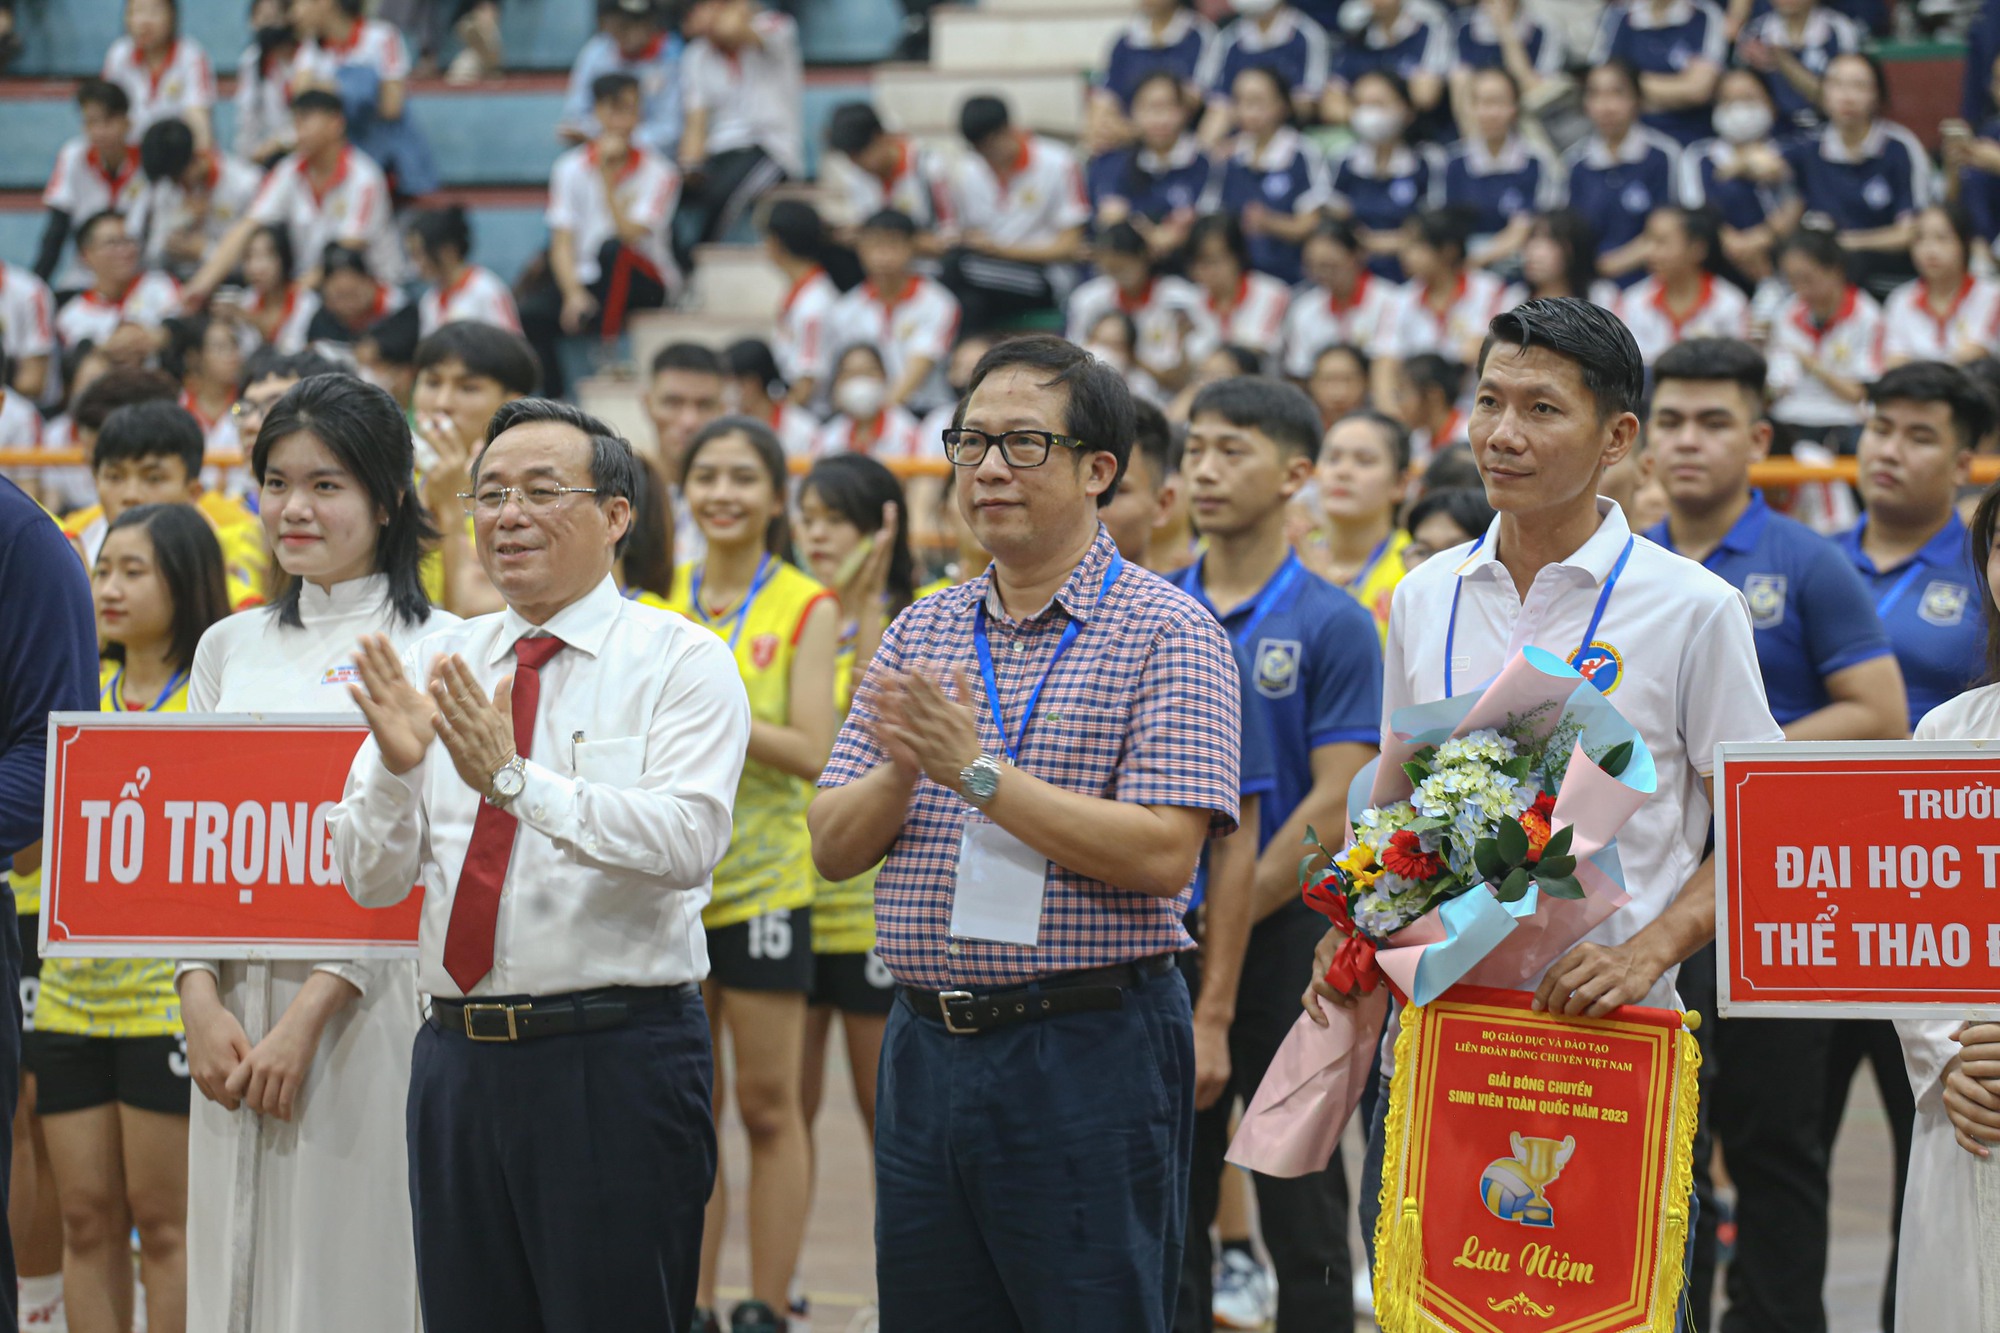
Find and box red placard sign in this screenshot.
[1372,986,1698,1333]
[40,714,422,959]
[1717,740,2000,1018]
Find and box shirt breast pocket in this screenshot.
[573,735,646,788]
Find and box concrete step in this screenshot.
[628,310,778,381]
[873,65,1086,138]
[930,5,1123,73]
[575,376,655,461]
[691,245,786,322]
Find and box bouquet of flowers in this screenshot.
[1302,717,1635,998]
[1228,646,1655,1178]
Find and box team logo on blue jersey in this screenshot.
[1744,574,1787,630]
[1920,581,1970,627]
[1863,176,1892,211]
[1499,188,1524,215]
[1621,182,1653,214]
[1570,641,1623,695]
[1390,178,1417,206]
[1263,174,1291,201]
[1255,638,1302,698]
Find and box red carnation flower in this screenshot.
[1383,829,1444,881]
[1519,810,1553,861]
[1531,791,1556,821]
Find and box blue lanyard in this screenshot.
[1874,561,1926,619]
[1443,536,1633,697]
[103,666,187,713]
[973,553,1124,764]
[1339,533,1395,594]
[1197,552,1302,649]
[691,553,775,651]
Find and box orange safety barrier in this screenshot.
[3,450,1997,487]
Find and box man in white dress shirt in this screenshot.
[331,398,751,1333]
[1305,297,1784,1255]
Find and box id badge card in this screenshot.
[950,818,1048,946]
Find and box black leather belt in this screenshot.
[428,983,698,1042]
[899,954,1176,1036]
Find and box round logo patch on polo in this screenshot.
[750,633,780,670]
[1570,641,1624,694]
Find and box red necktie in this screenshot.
[442,634,566,994]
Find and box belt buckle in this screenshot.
[938,990,977,1035]
[462,1002,527,1042]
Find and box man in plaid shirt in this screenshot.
[812,334,1244,1332]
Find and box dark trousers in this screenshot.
[674,145,788,264]
[939,248,1062,335]
[406,991,717,1333]
[519,239,669,400]
[1716,1014,1835,1333]
[1177,904,1353,1333]
[1821,1019,1914,1333]
[875,964,1195,1333]
[1679,944,1720,1333]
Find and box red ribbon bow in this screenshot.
[1301,870,1383,995]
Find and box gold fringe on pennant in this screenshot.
[1644,1011,1706,1333]
[1372,1001,1427,1333]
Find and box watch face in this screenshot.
[493,765,526,798]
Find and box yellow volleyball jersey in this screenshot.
[668,559,835,930]
[1347,529,1413,645]
[812,633,876,954]
[9,866,38,919]
[35,665,190,1038]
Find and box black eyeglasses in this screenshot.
[941,428,1091,468]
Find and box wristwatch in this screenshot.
[487,754,527,809]
[958,753,1004,806]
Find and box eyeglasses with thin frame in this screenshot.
[457,484,601,517]
[941,428,1091,468]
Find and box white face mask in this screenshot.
[1350,105,1404,145]
[1713,101,1774,145]
[836,375,888,420]
[1233,0,1281,18]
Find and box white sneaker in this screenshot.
[1213,1247,1276,1329]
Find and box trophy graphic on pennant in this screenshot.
[1479,1132,1577,1229]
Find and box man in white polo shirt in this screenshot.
[1306,297,1784,1252]
[938,95,1091,334]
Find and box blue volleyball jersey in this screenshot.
[1442,135,1563,243]
[1563,128,1682,277]
[1331,0,1450,88]
[1098,10,1216,108]
[1450,5,1562,76]
[1198,8,1331,102]
[1646,492,1892,726]
[1168,552,1382,850]
[1331,142,1440,279]
[1678,138,1796,232]
[1737,6,1861,130]
[1591,0,1729,145]
[1208,127,1333,284]
[1085,139,1213,223]
[1837,513,1989,730]
[1782,121,1934,234]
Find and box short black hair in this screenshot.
[1315,342,1370,378]
[1129,397,1172,489]
[1329,408,1412,473]
[95,400,206,476]
[592,71,641,106]
[361,305,421,366]
[1779,221,1846,275]
[1097,221,1150,260]
[240,347,344,394]
[1962,358,2000,443]
[1184,213,1249,271]
[1188,376,1322,462]
[651,341,725,378]
[1870,361,1998,454]
[99,504,229,674]
[1402,353,1462,405]
[1308,217,1362,255]
[414,321,541,396]
[1409,207,1474,266]
[861,208,917,239]
[139,117,195,183]
[763,198,828,263]
[1211,345,1263,376]
[289,87,344,117]
[160,314,221,381]
[408,204,472,263]
[959,95,1011,148]
[1651,337,1769,416]
[1478,297,1645,423]
[73,369,179,435]
[724,337,785,391]
[1351,66,1411,109]
[1421,442,1483,494]
[77,77,130,118]
[827,101,886,157]
[1586,55,1643,99]
[319,241,373,282]
[955,334,1135,505]
[1406,486,1496,548]
[76,210,127,251]
[478,398,644,556]
[255,374,438,629]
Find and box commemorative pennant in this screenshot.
[1373,985,1700,1333]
